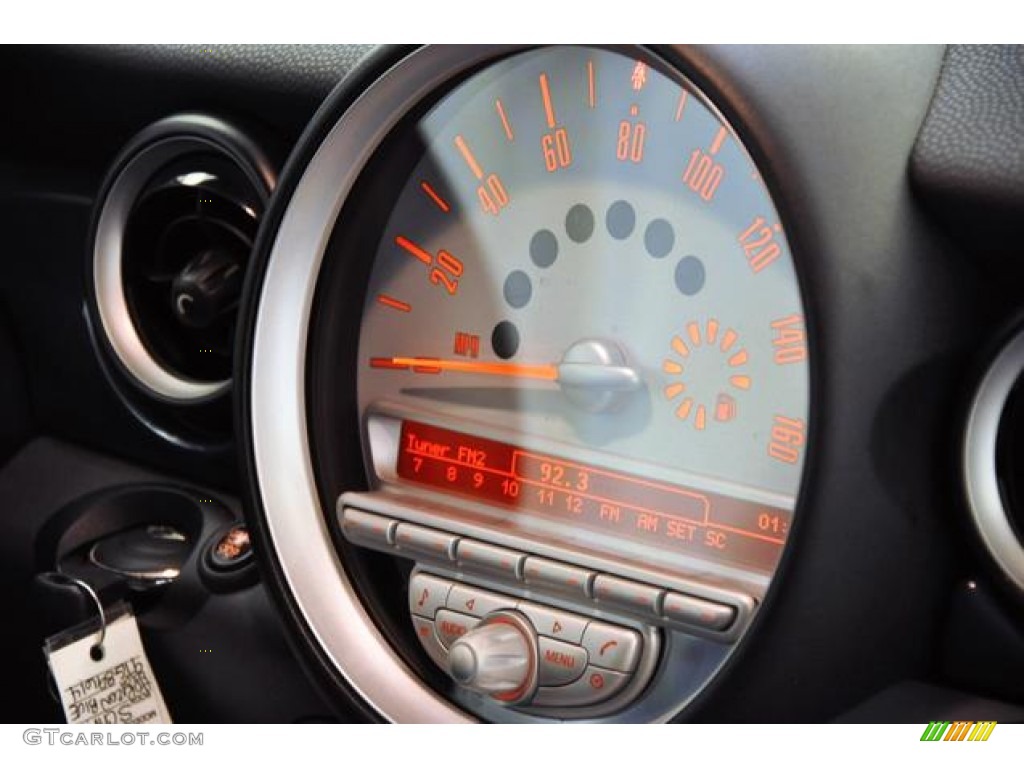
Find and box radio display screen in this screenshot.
[396,420,789,573]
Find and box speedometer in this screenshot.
[249,44,813,723]
[358,46,808,579]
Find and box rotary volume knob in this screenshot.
[448,611,538,705]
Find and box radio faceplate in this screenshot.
[338,500,758,718]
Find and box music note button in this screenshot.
[409,572,452,618]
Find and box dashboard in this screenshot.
[1,44,1024,724]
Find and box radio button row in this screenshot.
[581,622,641,673]
[530,665,630,708]
[522,557,593,599]
[434,609,479,648]
[339,507,396,549]
[409,572,452,619]
[663,591,736,632]
[447,583,510,618]
[346,508,742,640]
[592,574,664,618]
[411,616,448,669]
[537,637,588,686]
[456,539,525,579]
[516,601,588,644]
[395,523,458,561]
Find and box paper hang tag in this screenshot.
[44,602,172,725]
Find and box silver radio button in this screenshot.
[530,665,630,708]
[456,539,525,579]
[411,615,448,669]
[522,556,594,598]
[580,622,641,673]
[408,572,453,619]
[339,507,396,550]
[663,591,736,632]
[516,601,588,644]
[537,637,588,686]
[592,574,664,617]
[394,523,459,561]
[447,583,510,618]
[434,609,480,648]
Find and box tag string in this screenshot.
[46,572,107,661]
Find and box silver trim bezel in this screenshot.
[93,117,274,403]
[252,46,504,724]
[964,327,1024,593]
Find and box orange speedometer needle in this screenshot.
[372,357,559,381]
[371,351,641,392]
[372,342,643,413]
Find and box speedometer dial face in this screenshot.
[358,46,809,581]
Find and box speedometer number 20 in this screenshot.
[429,251,463,295]
[395,236,465,297]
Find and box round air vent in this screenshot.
[90,114,275,411]
[964,323,1024,593]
